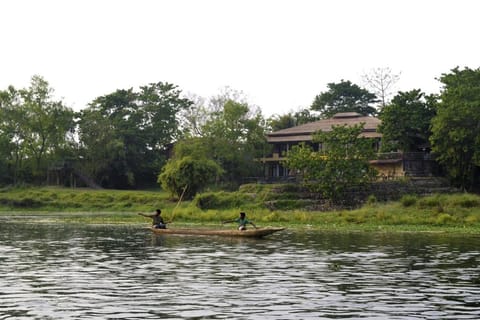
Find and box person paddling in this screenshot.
[223,211,257,231]
[138,209,169,229]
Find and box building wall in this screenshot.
[370,161,405,180]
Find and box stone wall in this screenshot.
[263,177,457,211]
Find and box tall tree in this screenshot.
[0,86,24,184]
[378,89,436,152]
[77,82,192,188]
[430,67,480,190]
[0,76,75,184]
[179,93,208,137]
[311,80,378,118]
[208,86,250,114]
[362,67,401,109]
[201,100,268,187]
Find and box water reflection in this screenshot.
[0,221,479,319]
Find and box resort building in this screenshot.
[260,112,438,181]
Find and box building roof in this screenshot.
[267,112,382,143]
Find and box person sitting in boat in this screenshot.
[138,209,168,229]
[223,212,257,231]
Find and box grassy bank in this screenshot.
[1,186,480,233]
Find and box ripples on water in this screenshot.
[0,221,479,319]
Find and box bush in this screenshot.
[158,156,223,199]
[435,213,454,225]
[366,195,377,205]
[418,196,442,208]
[452,195,480,208]
[400,195,417,207]
[193,191,253,210]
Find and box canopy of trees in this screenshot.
[76,82,192,189]
[310,80,378,118]
[430,67,480,190]
[0,78,270,194]
[0,76,75,184]
[163,98,269,193]
[378,89,436,152]
[2,66,480,194]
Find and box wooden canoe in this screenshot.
[149,227,285,238]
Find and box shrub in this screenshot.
[366,195,377,205]
[418,196,442,208]
[400,195,417,207]
[14,197,43,208]
[465,214,480,224]
[435,213,454,225]
[452,195,480,208]
[193,191,253,210]
[158,156,223,199]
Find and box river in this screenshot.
[0,220,479,319]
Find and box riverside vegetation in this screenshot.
[1,185,480,234]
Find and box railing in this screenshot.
[263,152,435,162]
[375,152,403,160]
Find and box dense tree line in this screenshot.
[1,66,480,195]
[0,77,269,193]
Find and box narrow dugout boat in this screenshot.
[149,227,285,238]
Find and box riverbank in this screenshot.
[1,187,480,234]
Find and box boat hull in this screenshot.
[149,227,285,238]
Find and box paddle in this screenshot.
[168,184,188,223]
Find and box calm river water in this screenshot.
[0,219,479,319]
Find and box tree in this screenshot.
[0,76,75,184]
[378,89,436,152]
[158,156,223,199]
[0,86,24,184]
[201,99,268,186]
[0,121,13,184]
[311,80,378,118]
[77,82,192,188]
[268,108,319,131]
[208,86,251,114]
[284,124,377,201]
[362,67,401,109]
[179,93,208,137]
[430,67,480,190]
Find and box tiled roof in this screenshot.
[267,112,381,142]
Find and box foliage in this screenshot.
[284,124,377,201]
[400,195,417,207]
[179,93,208,137]
[430,67,480,190]
[0,75,75,184]
[0,187,171,213]
[158,156,223,199]
[310,80,378,118]
[77,82,192,188]
[366,194,377,205]
[268,108,319,131]
[193,191,253,210]
[378,89,436,152]
[199,99,268,186]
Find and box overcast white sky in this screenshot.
[1,0,479,116]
